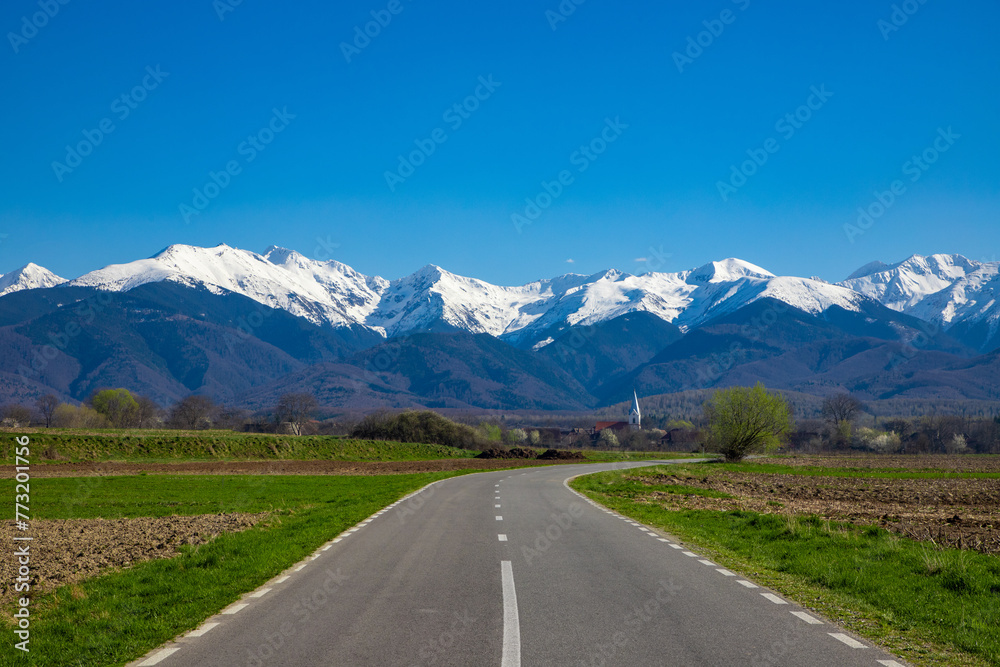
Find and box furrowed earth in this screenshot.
[629,455,1000,555]
[0,513,268,610]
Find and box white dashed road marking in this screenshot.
[498,534,507,541]
[790,611,822,624]
[249,588,272,598]
[669,544,683,549]
[294,564,307,572]
[715,569,736,577]
[496,504,501,508]
[222,603,250,615]
[185,622,219,638]
[501,561,521,667]
[761,593,787,605]
[275,576,290,583]
[698,560,714,566]
[877,661,906,667]
[496,516,503,521]
[682,551,697,557]
[138,648,180,665]
[829,633,866,649]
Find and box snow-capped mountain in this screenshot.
[0,263,66,296]
[69,244,384,329]
[61,244,870,345]
[840,254,1000,350]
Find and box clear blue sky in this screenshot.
[2,0,998,284]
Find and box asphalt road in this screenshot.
[130,460,910,667]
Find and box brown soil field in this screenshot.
[0,513,267,610]
[633,455,1000,555]
[0,458,572,478]
[758,454,1000,473]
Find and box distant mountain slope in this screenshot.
[0,283,379,405]
[345,332,595,411]
[593,298,974,405]
[534,311,683,392]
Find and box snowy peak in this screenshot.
[0,263,67,296]
[70,243,383,328]
[839,253,985,312]
[686,258,774,284]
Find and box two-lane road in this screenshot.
[132,460,909,666]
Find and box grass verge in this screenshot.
[0,430,479,463]
[571,468,1000,667]
[0,472,471,666]
[629,461,1000,480]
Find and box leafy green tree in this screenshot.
[90,389,140,428]
[704,383,792,462]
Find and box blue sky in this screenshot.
[2,0,998,284]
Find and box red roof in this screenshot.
[595,421,629,432]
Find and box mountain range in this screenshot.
[1,244,998,414]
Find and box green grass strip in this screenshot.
[0,472,466,666]
[0,431,479,463]
[571,469,1000,667]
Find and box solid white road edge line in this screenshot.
[138,648,180,666]
[501,561,521,667]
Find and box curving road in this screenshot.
[129,460,909,667]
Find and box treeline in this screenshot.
[0,389,321,435]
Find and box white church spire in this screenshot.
[628,390,641,430]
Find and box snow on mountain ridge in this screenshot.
[53,244,879,343]
[0,263,67,296]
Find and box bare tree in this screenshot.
[135,396,161,429]
[168,395,218,430]
[275,393,318,435]
[36,394,58,428]
[821,393,864,425]
[1,404,33,428]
